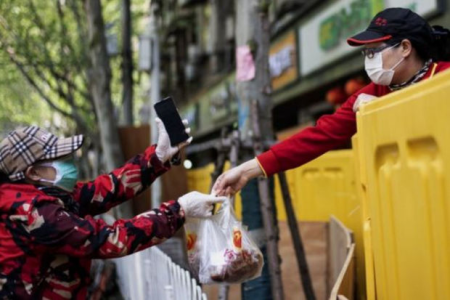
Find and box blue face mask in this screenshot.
[40,157,78,192]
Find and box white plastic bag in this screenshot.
[184,198,264,284]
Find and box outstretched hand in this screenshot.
[212,159,264,196]
[178,191,227,218]
[212,166,249,196]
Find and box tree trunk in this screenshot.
[236,1,273,141]
[235,0,284,299]
[121,0,134,125]
[84,0,132,218]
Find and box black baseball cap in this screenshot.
[347,8,433,47]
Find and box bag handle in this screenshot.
[214,196,233,230]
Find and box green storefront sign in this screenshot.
[320,0,384,51]
[319,0,420,51]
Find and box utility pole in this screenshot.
[149,3,162,207]
[235,1,284,300]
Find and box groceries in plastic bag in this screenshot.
[185,218,201,279]
[184,198,264,284]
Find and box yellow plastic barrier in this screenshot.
[186,163,214,195]
[274,150,357,222]
[274,150,366,300]
[356,69,450,300]
[352,135,375,300]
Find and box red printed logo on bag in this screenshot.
[187,232,197,251]
[233,227,242,250]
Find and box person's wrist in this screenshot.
[241,159,263,180]
[178,203,187,216]
[155,146,167,163]
[177,198,186,213]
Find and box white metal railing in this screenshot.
[114,247,207,300]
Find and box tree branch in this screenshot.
[6,49,72,119]
[2,34,90,134]
[1,6,93,118]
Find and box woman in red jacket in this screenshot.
[213,7,450,196]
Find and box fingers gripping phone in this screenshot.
[154,97,190,146]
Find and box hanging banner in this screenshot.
[269,31,298,91]
[236,45,256,82]
[299,0,440,76]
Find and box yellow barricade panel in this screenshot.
[186,164,214,194]
[357,70,450,300]
[353,135,374,300]
[274,149,366,300]
[274,150,357,223]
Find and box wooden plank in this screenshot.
[328,215,356,300]
[330,244,355,300]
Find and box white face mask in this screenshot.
[364,44,405,86]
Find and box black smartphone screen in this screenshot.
[154,97,190,146]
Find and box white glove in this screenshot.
[178,191,227,218]
[155,118,193,163]
[353,93,378,112]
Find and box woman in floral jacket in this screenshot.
[0,122,224,299]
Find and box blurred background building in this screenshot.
[145,0,450,169]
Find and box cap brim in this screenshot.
[347,30,392,46]
[43,135,84,160]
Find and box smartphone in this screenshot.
[154,97,190,147]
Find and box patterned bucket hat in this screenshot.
[0,126,84,181]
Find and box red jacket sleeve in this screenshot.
[72,145,169,216]
[257,83,378,176]
[434,61,450,74]
[27,200,185,258]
